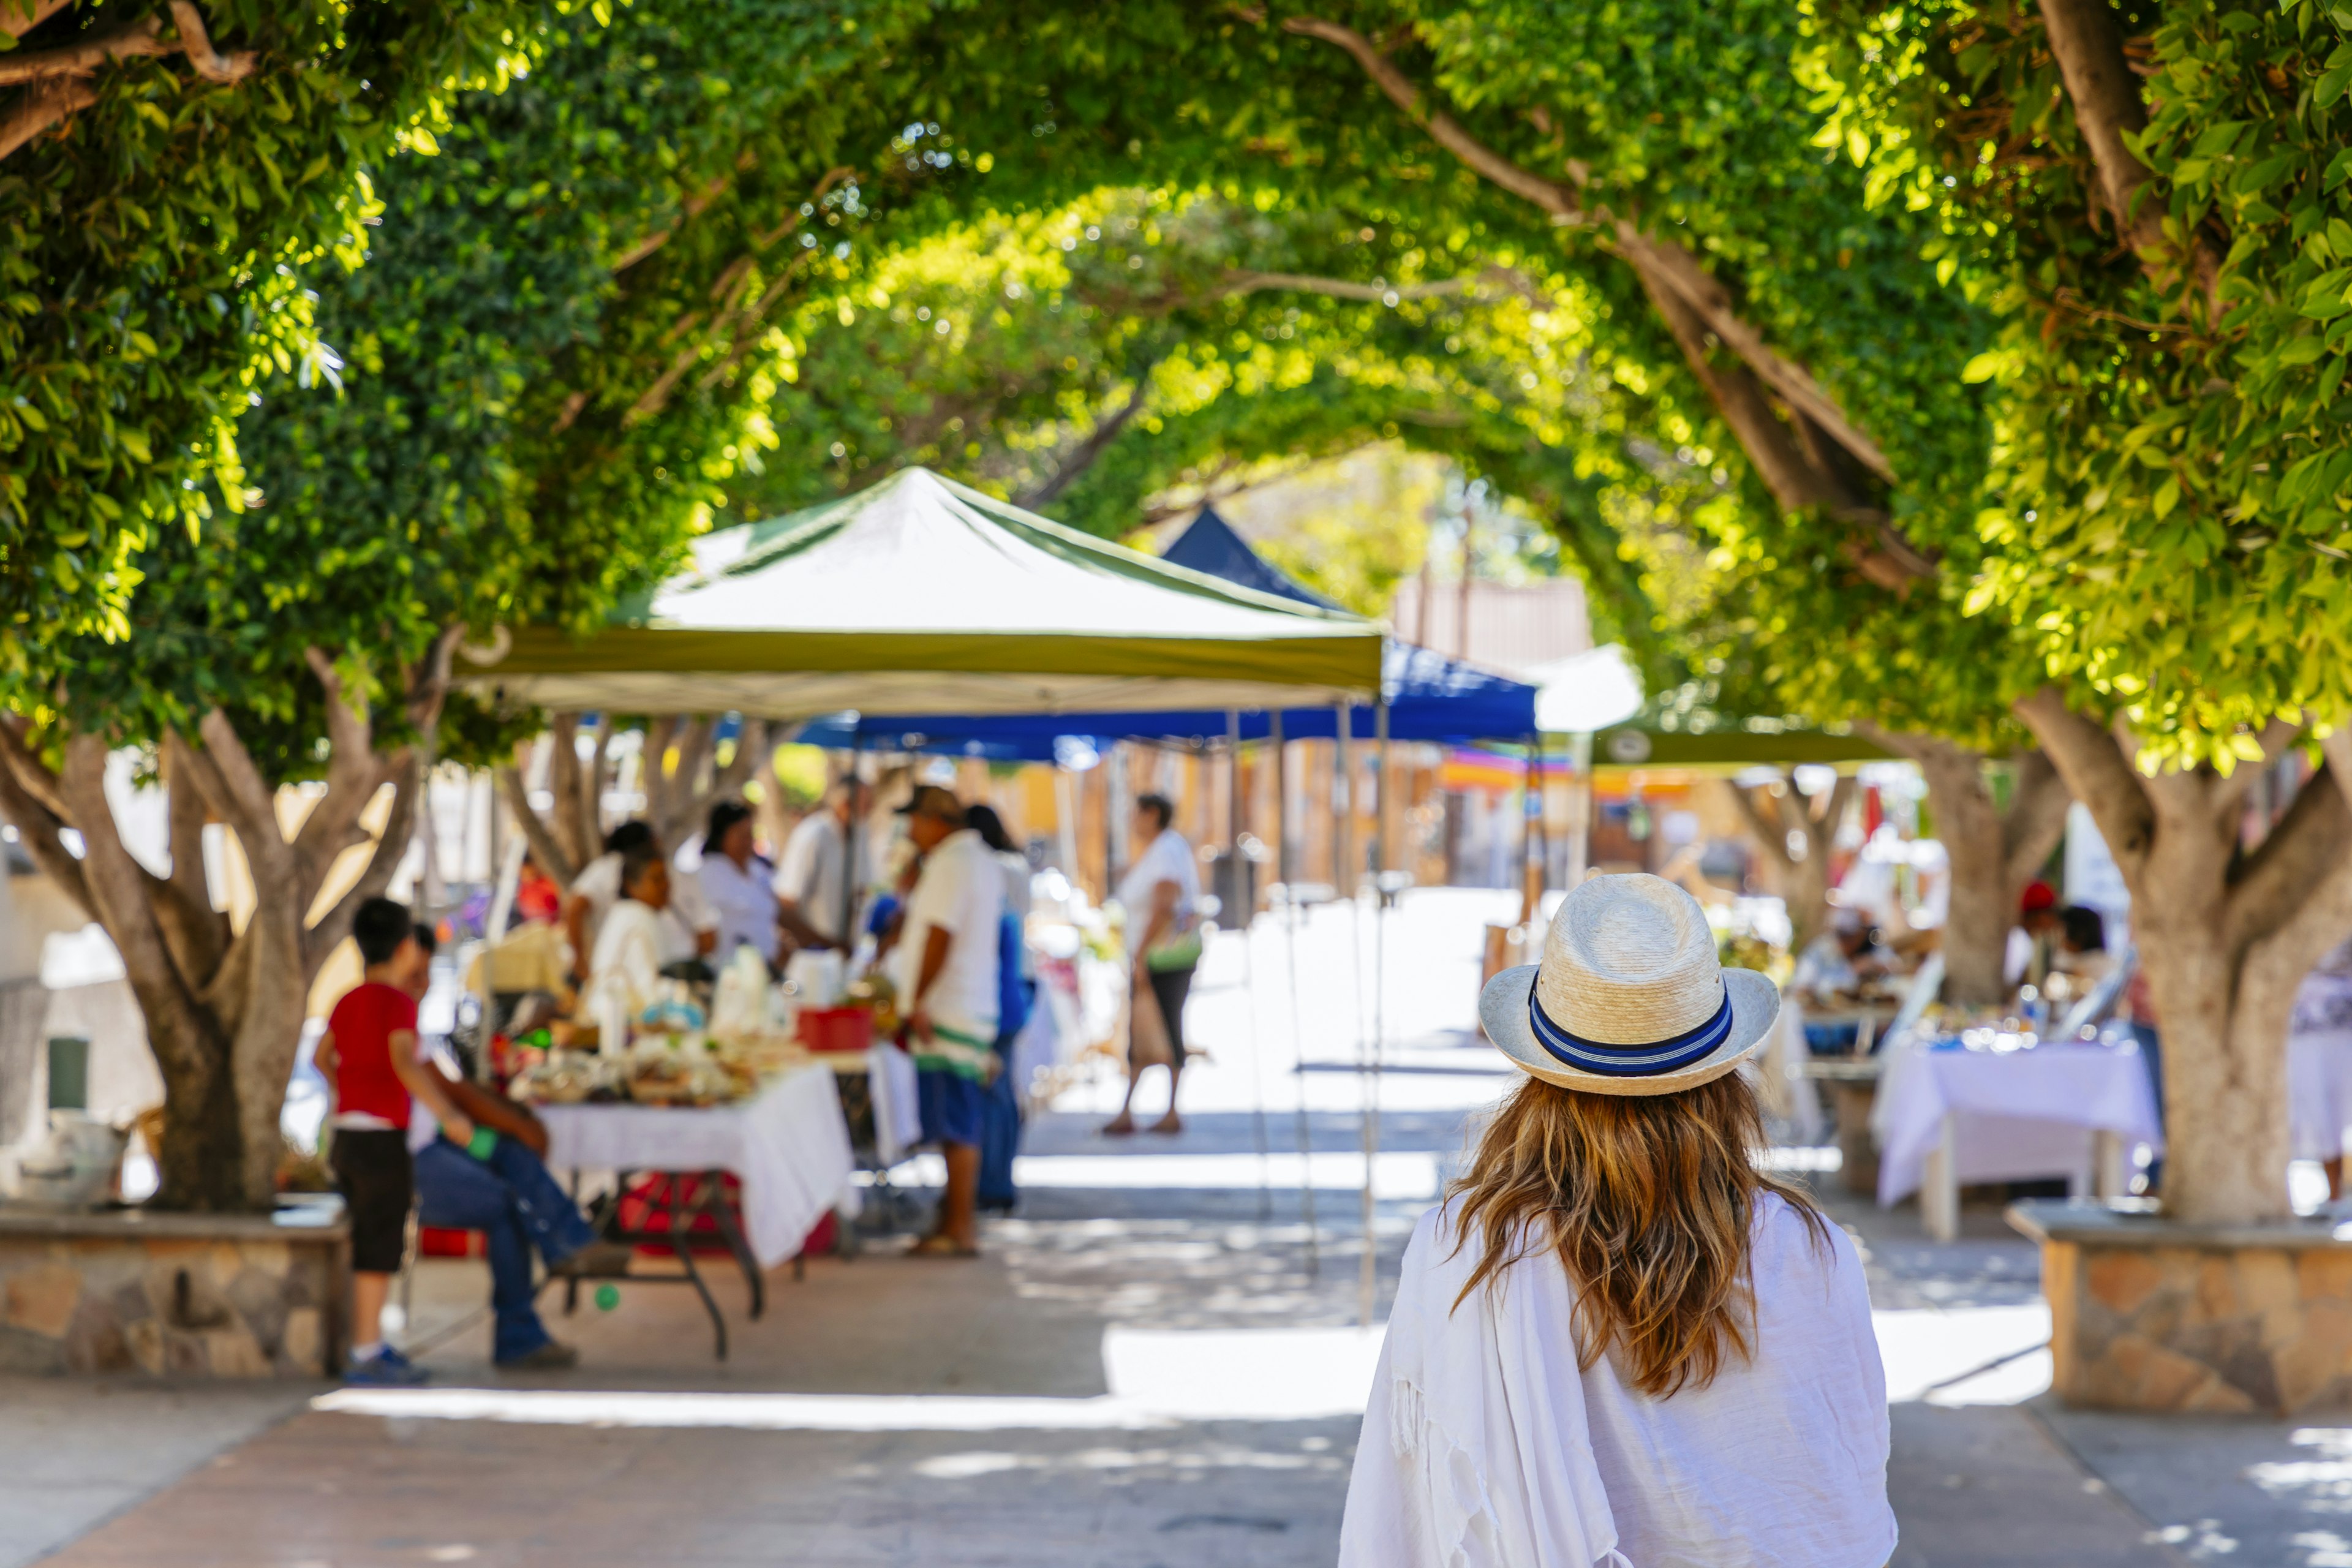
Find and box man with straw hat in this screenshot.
[1342,873,1894,1566]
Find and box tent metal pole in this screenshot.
[1274,710,1317,1279]
[1567,731,1594,886]
[1232,709,1270,1224]
[1518,731,1540,927]
[839,730,863,946]
[1366,693,1391,1327]
[1340,700,1376,1329]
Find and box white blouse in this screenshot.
[1340,1193,1894,1568]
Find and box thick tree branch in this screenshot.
[2035,0,2220,316]
[496,763,581,889]
[1638,270,1926,591]
[0,15,164,85]
[1213,265,1550,309]
[2001,750,2073,889]
[291,647,386,903]
[2225,760,2351,956]
[2,0,73,39]
[1813,774,1859,836]
[1728,781,1796,870]
[1280,14,1901,491]
[1016,371,1158,509]
[402,624,462,736]
[639,715,682,841]
[307,753,420,977]
[0,74,89,159]
[163,0,252,82]
[0,710,70,820]
[56,737,193,1034]
[707,717,766,807]
[546,715,592,871]
[2013,686,2155,886]
[154,734,230,986]
[0,729,91,918]
[0,2,252,87]
[193,709,294,881]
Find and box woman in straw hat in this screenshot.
[1341,874,1893,1567]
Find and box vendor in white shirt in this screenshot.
[696,799,780,967]
[891,785,1001,1257]
[565,820,714,985]
[774,777,871,949]
[582,842,693,1028]
[1105,792,1200,1137]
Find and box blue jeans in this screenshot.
[414,1136,597,1363]
[978,1028,1022,1206]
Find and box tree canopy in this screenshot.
[1808,0,2352,766]
[0,0,533,654]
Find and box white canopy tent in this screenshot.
[459,467,1384,717]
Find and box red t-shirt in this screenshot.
[327,981,419,1125]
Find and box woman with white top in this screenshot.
[696,799,780,967]
[1342,873,1894,1568]
[1106,791,1200,1136]
[581,843,692,1034]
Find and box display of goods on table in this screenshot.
[511,949,898,1107]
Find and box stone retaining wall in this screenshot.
[0,1205,347,1377]
[2014,1199,2352,1415]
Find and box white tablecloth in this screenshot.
[539,1063,856,1267]
[1874,1040,2163,1207]
[862,1044,922,1166]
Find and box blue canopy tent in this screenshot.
[791,508,1539,755]
[1158,506,1339,611]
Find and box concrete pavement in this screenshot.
[1,889,2333,1565]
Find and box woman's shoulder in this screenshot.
[1749,1189,1864,1292]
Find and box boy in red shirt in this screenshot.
[318,897,484,1385]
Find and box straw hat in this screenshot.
[1478,873,1781,1096]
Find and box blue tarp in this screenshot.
[791,512,1539,758]
[1158,507,1338,611]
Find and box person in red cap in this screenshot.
[2007,880,2062,990]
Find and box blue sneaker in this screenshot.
[345,1346,429,1386]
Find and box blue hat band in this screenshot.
[1527,981,1735,1077]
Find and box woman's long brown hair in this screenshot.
[1448,1071,1829,1398]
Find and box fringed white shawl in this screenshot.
[1338,1195,1894,1568]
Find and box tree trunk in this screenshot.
[144,992,246,1211]
[2015,691,2352,1224]
[1860,729,2071,1009]
[1725,771,1855,955]
[0,642,447,1212]
[506,712,767,870]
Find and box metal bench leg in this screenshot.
[703,1170,766,1320]
[666,1176,727,1361]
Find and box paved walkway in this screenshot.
[2,891,2335,1565]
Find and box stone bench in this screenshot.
[0,1200,348,1378]
[2011,1197,2352,1415]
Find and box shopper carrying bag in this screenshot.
[1340,873,1895,1567]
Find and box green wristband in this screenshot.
[466,1126,498,1161]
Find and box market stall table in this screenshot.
[1874,1038,2162,1242]
[1802,1054,1887,1196]
[538,1061,856,1357]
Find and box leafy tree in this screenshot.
[1808,0,2352,1220]
[0,0,917,1211]
[0,0,531,649]
[834,6,2069,998]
